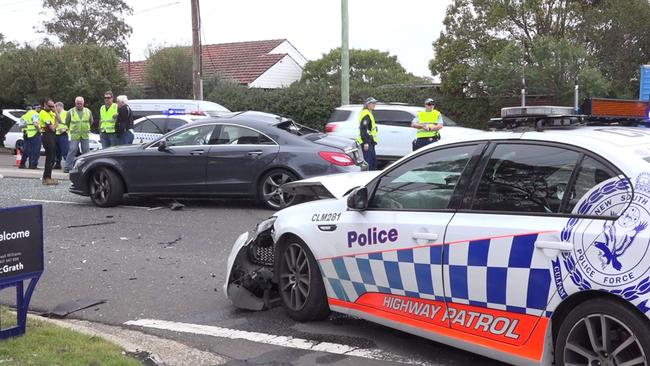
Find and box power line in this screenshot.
[132,1,179,15]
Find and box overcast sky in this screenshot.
[1,0,452,77]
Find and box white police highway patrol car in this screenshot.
[225,106,650,366]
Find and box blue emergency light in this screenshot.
[165,108,185,116]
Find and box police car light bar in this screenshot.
[165,108,186,116]
[489,106,584,132]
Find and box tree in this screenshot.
[39,0,133,59]
[144,46,193,99]
[0,44,126,110]
[577,0,650,97]
[302,48,422,89]
[431,0,650,101]
[0,34,16,54]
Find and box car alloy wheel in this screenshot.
[279,242,311,311]
[556,298,650,366]
[261,170,297,209]
[88,168,123,207]
[277,238,329,321]
[563,314,646,366]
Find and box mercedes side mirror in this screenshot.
[347,187,369,211]
[157,139,168,152]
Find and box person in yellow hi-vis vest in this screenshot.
[39,99,59,185]
[53,102,68,169]
[99,91,119,148]
[18,103,41,169]
[411,98,444,151]
[64,96,94,173]
[357,97,379,170]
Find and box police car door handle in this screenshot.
[412,232,439,242]
[247,150,263,157]
[535,240,573,258]
[190,149,204,156]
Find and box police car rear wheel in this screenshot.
[278,239,329,321]
[259,169,301,210]
[555,298,650,366]
[89,168,123,208]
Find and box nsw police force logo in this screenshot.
[562,174,650,289]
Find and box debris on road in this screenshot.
[46,298,107,318]
[67,221,116,229]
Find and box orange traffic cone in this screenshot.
[15,148,22,167]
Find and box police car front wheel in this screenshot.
[555,298,650,366]
[277,238,329,321]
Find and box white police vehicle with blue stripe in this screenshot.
[225,104,650,366]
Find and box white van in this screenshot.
[127,99,230,119]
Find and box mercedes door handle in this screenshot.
[535,240,573,258]
[412,232,439,242]
[189,149,205,156]
[247,150,263,157]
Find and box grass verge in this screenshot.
[0,305,141,366]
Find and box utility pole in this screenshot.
[191,0,202,100]
[340,0,349,105]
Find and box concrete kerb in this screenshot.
[0,168,68,181]
[26,313,229,366]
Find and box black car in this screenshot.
[69,111,365,209]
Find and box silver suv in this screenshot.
[325,103,480,164]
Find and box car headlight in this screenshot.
[72,157,86,169]
[252,216,276,238]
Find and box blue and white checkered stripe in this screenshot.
[445,234,551,317]
[320,245,446,303]
[319,233,552,317]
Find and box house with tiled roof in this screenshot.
[121,39,307,89]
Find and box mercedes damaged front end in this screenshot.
[224,217,280,311]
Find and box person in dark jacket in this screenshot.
[116,95,134,145]
[357,97,379,170]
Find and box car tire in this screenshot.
[554,297,650,366]
[89,168,124,208]
[277,237,330,322]
[258,169,302,210]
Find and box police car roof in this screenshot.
[422,127,650,175]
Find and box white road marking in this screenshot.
[22,199,84,205]
[125,318,431,365]
[21,199,149,209]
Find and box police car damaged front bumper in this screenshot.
[224,217,279,311]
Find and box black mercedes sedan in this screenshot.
[69,111,365,209]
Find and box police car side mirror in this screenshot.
[157,139,169,152]
[347,187,369,211]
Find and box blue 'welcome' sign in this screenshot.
[0,205,44,338]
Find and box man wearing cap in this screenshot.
[411,98,444,151]
[99,91,119,148]
[18,103,41,169]
[357,97,379,170]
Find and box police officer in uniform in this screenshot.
[411,98,444,151]
[358,97,379,170]
[53,101,68,169]
[18,103,41,169]
[99,91,118,148]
